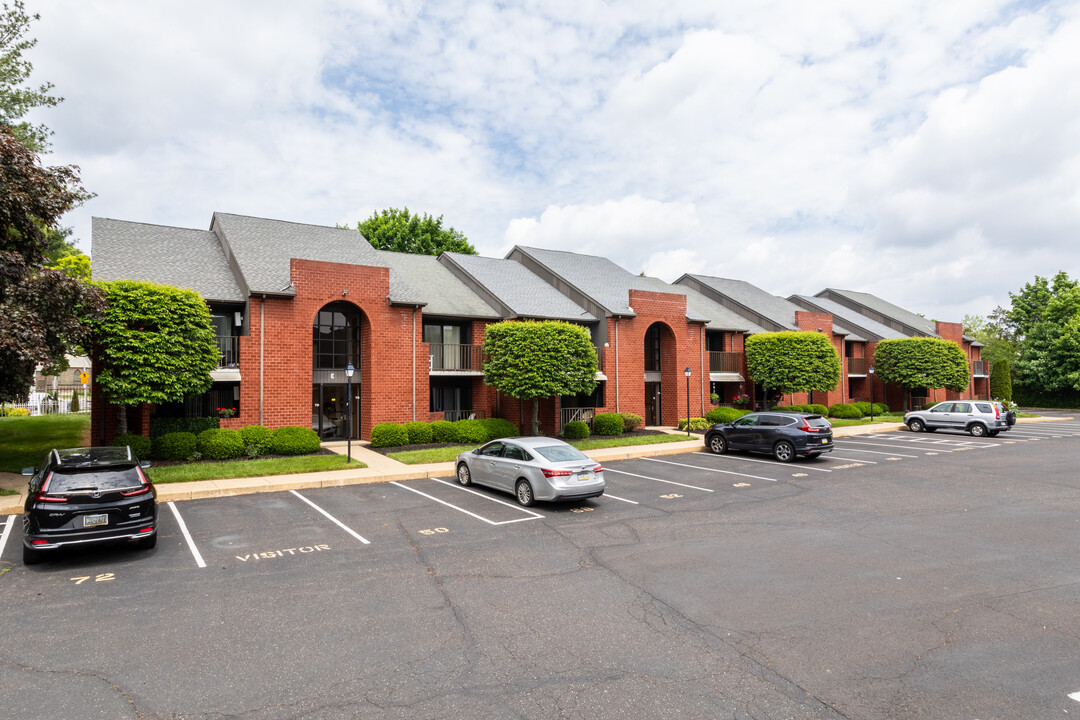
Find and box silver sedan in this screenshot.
[455,436,605,507]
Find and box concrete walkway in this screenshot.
[0,417,1067,514]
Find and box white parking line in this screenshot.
[689,452,831,473]
[842,440,953,453]
[832,446,918,458]
[167,502,206,569]
[603,493,640,505]
[826,456,878,464]
[656,455,788,479]
[1069,690,1080,703]
[391,480,543,525]
[604,468,715,492]
[290,490,371,544]
[0,515,15,560]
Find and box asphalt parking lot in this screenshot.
[2,419,1080,719]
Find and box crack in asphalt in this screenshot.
[0,655,145,718]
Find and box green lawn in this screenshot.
[146,455,365,484]
[826,414,907,428]
[0,488,18,496]
[386,433,690,465]
[0,414,91,473]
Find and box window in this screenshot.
[313,302,360,370]
[734,416,758,427]
[930,404,953,413]
[480,442,504,457]
[503,445,526,461]
[953,403,971,413]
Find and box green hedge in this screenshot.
[240,425,273,455]
[706,407,749,424]
[152,432,197,461]
[619,412,643,431]
[872,403,890,415]
[479,418,518,441]
[196,428,244,460]
[270,426,320,455]
[431,420,458,443]
[852,401,871,416]
[562,421,590,439]
[828,403,862,419]
[404,421,433,444]
[371,422,409,448]
[677,417,711,432]
[1013,385,1080,409]
[113,433,151,459]
[593,413,624,436]
[455,419,488,444]
[150,416,219,439]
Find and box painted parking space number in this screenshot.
[659,493,683,499]
[570,507,594,513]
[418,527,450,535]
[71,573,114,585]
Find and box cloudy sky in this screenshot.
[24,0,1080,322]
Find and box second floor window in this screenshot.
[313,302,360,370]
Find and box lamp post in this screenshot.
[868,365,875,423]
[345,363,355,464]
[684,367,692,438]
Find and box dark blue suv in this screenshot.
[704,411,834,462]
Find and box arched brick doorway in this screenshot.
[311,301,366,440]
[643,321,678,427]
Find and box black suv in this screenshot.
[704,411,834,462]
[21,447,157,565]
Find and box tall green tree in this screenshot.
[872,338,970,408]
[86,280,220,435]
[962,314,1018,370]
[348,207,477,256]
[990,359,1012,402]
[744,331,841,401]
[990,271,1078,342]
[0,125,102,403]
[1012,284,1080,393]
[1,1,62,151]
[482,321,597,435]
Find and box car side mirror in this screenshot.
[21,467,34,476]
[472,448,481,455]
[140,460,152,469]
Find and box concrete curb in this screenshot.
[1,416,1069,513]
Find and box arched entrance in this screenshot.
[312,301,362,440]
[643,322,677,426]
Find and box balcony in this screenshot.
[430,343,484,374]
[442,409,484,422]
[709,351,740,374]
[561,407,596,429]
[216,336,239,368]
[847,357,868,376]
[972,361,989,377]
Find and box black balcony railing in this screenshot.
[217,336,239,368]
[709,351,740,373]
[443,409,484,422]
[430,343,483,371]
[847,357,868,375]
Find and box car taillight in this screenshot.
[138,527,153,534]
[541,469,573,478]
[122,467,152,496]
[592,465,604,473]
[35,472,66,502]
[796,420,822,433]
[995,405,1000,418]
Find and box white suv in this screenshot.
[904,401,1015,437]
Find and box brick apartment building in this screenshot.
[90,213,989,442]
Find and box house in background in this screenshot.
[90,212,986,441]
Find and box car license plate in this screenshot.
[821,439,829,444]
[577,472,592,482]
[83,513,108,527]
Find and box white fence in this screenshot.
[3,384,91,416]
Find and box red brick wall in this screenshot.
[793,311,845,408]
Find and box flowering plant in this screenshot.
[733,394,750,407]
[216,407,236,418]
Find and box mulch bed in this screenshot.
[368,429,669,456]
[150,447,337,466]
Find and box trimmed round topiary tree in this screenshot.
[562,420,590,439]
[370,422,409,448]
[196,428,244,460]
[269,426,321,455]
[619,412,642,431]
[592,413,624,436]
[152,432,197,461]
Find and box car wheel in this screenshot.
[707,434,727,455]
[456,463,472,486]
[137,533,157,550]
[908,418,925,433]
[22,544,43,565]
[515,480,535,507]
[969,423,988,437]
[773,440,795,463]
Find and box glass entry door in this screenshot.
[312,384,358,440]
[645,382,661,426]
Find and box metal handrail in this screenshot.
[429,343,483,371]
[217,335,239,367]
[847,357,868,375]
[708,351,740,373]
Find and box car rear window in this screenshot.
[805,415,831,427]
[48,467,142,493]
[975,403,993,413]
[534,445,589,462]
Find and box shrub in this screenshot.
[150,416,220,439]
[828,403,862,419]
[270,426,321,455]
[852,401,871,416]
[240,425,273,455]
[152,432,197,461]
[196,428,244,460]
[872,403,890,415]
[404,421,433,444]
[807,404,829,416]
[677,417,711,432]
[706,406,749,424]
[113,433,151,459]
[479,418,518,441]
[592,413,624,436]
[454,419,488,444]
[0,406,30,417]
[562,421,590,439]
[619,412,643,431]
[69,392,80,412]
[431,420,459,443]
[370,422,409,448]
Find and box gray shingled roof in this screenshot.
[379,251,500,319]
[211,213,423,304]
[789,294,908,340]
[819,288,939,337]
[442,253,596,322]
[637,276,762,332]
[92,217,245,302]
[512,246,709,322]
[683,275,803,330]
